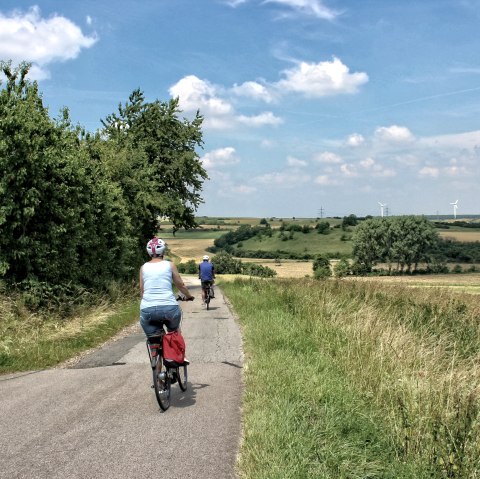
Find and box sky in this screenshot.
[1,0,479,218]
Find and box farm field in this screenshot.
[439,230,480,242]
[236,228,353,256]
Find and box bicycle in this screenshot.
[204,281,214,310]
[146,297,192,411]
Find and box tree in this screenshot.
[352,216,439,273]
[313,255,332,279]
[0,62,135,288]
[101,90,208,236]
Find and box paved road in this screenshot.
[0,280,243,479]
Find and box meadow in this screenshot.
[222,278,480,478]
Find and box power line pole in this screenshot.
[317,206,324,219]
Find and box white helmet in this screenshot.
[146,237,166,257]
[203,255,209,261]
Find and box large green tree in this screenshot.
[0,62,135,287]
[352,216,439,273]
[101,90,208,237]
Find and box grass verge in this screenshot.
[222,278,480,478]
[0,287,139,374]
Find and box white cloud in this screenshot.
[345,133,365,147]
[359,157,375,169]
[170,75,282,129]
[375,125,415,143]
[419,166,440,178]
[277,57,368,98]
[263,0,341,20]
[232,184,257,194]
[314,151,342,164]
[86,16,93,26]
[287,156,307,167]
[201,147,240,169]
[314,174,339,185]
[340,163,358,177]
[237,111,283,127]
[232,80,276,103]
[254,171,310,187]
[0,6,97,80]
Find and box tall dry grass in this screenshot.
[223,278,480,477]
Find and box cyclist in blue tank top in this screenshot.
[199,255,215,303]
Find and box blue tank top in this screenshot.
[140,261,177,309]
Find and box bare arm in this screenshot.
[171,263,194,299]
[139,266,144,298]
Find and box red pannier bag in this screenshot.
[162,330,186,368]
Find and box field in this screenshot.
[235,227,352,256]
[223,278,480,478]
[439,230,480,242]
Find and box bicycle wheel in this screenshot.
[177,364,188,391]
[153,359,171,411]
[206,289,210,310]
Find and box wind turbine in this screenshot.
[450,200,458,219]
[378,202,387,218]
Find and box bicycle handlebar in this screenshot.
[176,295,194,301]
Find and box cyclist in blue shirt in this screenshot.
[199,255,215,303]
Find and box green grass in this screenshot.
[236,228,353,256]
[0,291,140,374]
[222,278,480,478]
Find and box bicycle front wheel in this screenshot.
[177,365,188,391]
[153,361,171,411]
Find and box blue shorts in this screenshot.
[140,305,182,337]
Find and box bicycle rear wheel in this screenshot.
[206,289,211,310]
[153,360,171,411]
[177,364,188,391]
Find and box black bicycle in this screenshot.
[204,282,215,310]
[146,297,192,411]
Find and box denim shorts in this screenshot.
[140,305,182,337]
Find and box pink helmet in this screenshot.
[146,237,166,256]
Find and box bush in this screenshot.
[212,252,242,274]
[242,263,277,278]
[334,258,351,278]
[177,259,197,274]
[313,255,331,279]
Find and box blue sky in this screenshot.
[1,0,479,218]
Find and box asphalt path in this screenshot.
[0,280,243,479]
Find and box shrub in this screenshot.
[334,258,351,278]
[313,255,331,279]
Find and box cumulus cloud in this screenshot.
[169,75,282,129]
[314,151,342,164]
[232,80,276,103]
[276,57,368,98]
[287,156,307,167]
[237,111,283,127]
[419,166,440,178]
[201,147,240,169]
[375,125,415,143]
[346,133,365,147]
[340,163,358,177]
[0,6,97,80]
[254,171,310,187]
[314,174,339,185]
[232,184,257,194]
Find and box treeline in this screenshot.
[177,252,276,278]
[0,62,206,298]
